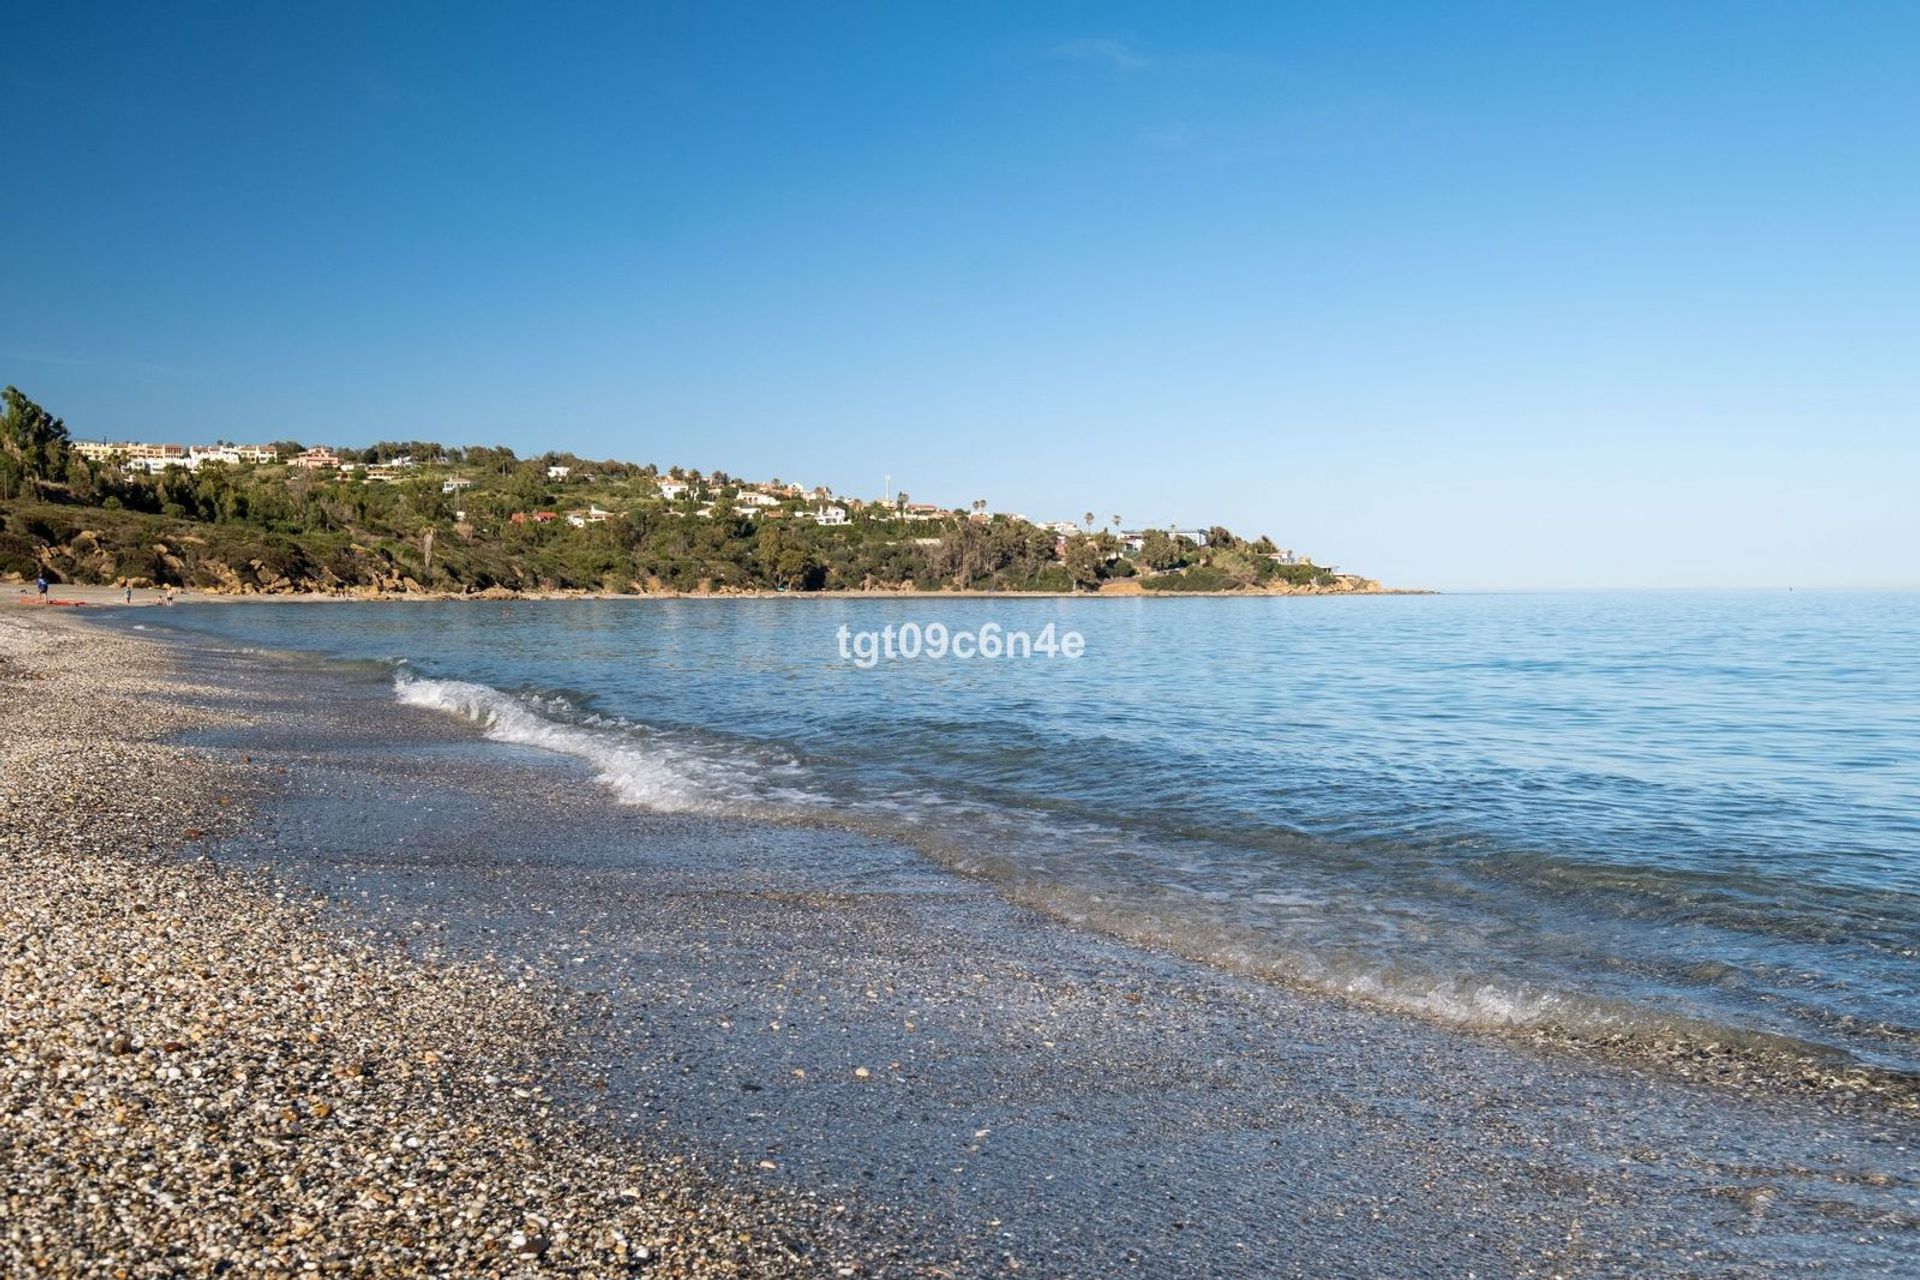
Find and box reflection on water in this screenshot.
[128,592,1920,1075]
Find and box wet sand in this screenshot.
[0,612,859,1276]
[5,608,1918,1275]
[93,614,1920,1276]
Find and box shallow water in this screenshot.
[148,633,1920,1277]
[127,591,1920,1077]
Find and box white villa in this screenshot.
[77,440,281,471]
[190,444,276,465]
[114,441,274,473]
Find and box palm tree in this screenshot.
[1112,513,1122,531]
[1083,511,1094,530]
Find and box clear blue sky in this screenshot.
[5,3,1916,589]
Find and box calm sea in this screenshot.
[129,592,1920,1078]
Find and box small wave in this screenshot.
[387,672,1916,1094]
[394,674,749,814]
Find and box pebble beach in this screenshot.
[0,608,851,1277]
[5,602,1918,1277]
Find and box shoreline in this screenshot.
[0,610,856,1275]
[10,582,1429,607]
[9,608,1919,1273]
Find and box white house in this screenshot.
[658,480,690,501]
[736,491,781,507]
[1045,520,1082,537]
[814,505,848,526]
[546,464,571,480]
[442,477,475,494]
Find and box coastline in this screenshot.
[0,610,854,1276]
[8,607,1917,1274]
[10,581,1426,606]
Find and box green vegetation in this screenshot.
[1,387,1360,595]
[1,386,76,503]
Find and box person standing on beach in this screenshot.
[163,585,175,606]
[36,574,48,604]
[124,582,133,605]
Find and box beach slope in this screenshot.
[0,611,845,1276]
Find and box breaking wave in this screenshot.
[389,669,1917,1089]
[393,673,769,815]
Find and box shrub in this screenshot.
[1141,566,1239,592]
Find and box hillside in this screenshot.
[2,388,1377,597]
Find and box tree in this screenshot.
[1063,536,1105,589]
[1,387,71,498]
[1082,511,1094,530]
[932,520,992,584]
[1138,529,1186,572]
[758,528,825,590]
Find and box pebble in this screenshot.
[0,612,855,1276]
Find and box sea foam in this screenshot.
[394,674,743,814]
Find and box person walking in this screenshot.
[35,574,49,605]
[124,582,134,605]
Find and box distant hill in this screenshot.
[3,387,1374,596]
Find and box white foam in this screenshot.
[394,675,744,814]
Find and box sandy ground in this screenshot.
[0,610,863,1276]
[87,609,1920,1278]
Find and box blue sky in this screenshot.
[5,2,1916,589]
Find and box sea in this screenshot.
[125,590,1920,1083]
